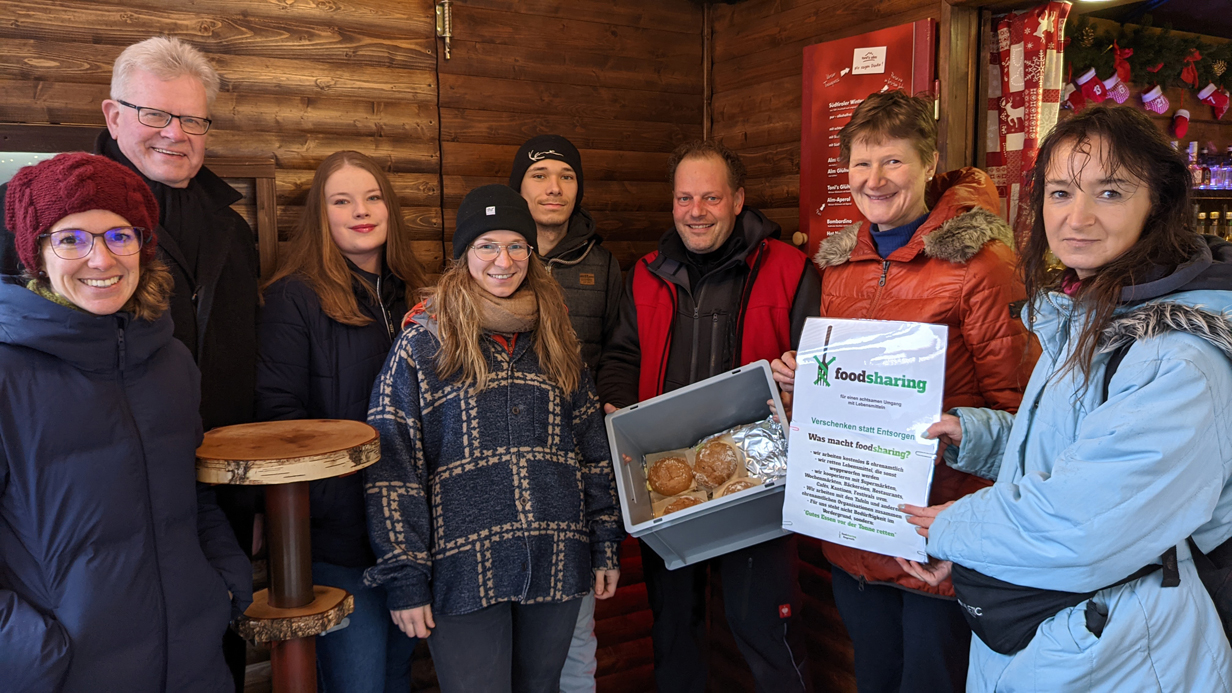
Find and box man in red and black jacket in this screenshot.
[597,141,819,693]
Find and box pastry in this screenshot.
[717,478,761,497]
[694,440,739,489]
[647,455,693,496]
[662,495,703,515]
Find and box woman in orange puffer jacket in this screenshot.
[773,91,1039,693]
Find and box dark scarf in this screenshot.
[99,133,215,281]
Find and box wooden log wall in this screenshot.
[0,0,444,270]
[437,0,704,271]
[711,0,953,245]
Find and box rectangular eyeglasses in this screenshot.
[116,99,212,135]
[38,227,150,260]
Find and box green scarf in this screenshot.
[26,280,83,313]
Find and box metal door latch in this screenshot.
[436,0,453,60]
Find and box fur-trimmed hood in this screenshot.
[1030,236,1232,359]
[1102,301,1232,361]
[1097,235,1232,359]
[814,167,1012,269]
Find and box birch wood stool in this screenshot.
[197,419,381,693]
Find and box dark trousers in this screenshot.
[641,535,812,693]
[313,562,416,693]
[428,599,583,693]
[830,567,971,693]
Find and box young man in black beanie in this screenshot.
[510,135,623,693]
[510,135,623,374]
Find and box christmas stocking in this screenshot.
[1102,74,1131,104]
[1141,85,1170,114]
[1198,83,1231,120]
[1062,83,1086,112]
[1172,109,1190,139]
[1075,67,1108,103]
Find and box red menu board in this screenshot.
[800,20,937,258]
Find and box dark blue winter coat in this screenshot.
[256,266,407,568]
[0,283,252,693]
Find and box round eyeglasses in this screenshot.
[470,241,533,262]
[39,227,150,260]
[116,99,213,135]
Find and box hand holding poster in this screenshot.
[781,317,947,561]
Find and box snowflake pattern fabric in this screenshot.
[985,2,1071,230]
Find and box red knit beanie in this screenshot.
[5,152,160,272]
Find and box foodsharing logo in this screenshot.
[813,325,835,387]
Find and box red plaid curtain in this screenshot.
[984,1,1071,231]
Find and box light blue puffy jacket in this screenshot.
[929,245,1232,692]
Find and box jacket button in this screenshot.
[511,406,520,415]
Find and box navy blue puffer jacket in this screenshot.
[0,283,252,692]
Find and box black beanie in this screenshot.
[453,184,538,260]
[508,134,584,209]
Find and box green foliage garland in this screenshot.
[1064,15,1232,90]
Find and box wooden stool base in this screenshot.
[236,585,354,643]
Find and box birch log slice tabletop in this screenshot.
[195,419,380,485]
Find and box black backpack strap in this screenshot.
[1100,341,1184,587]
[1162,545,1181,587]
[1101,342,1133,403]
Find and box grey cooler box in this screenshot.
[605,360,790,570]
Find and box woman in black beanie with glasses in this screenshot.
[363,184,623,693]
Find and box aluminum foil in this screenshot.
[697,415,788,480]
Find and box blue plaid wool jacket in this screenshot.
[363,313,623,615]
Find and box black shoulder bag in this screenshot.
[948,344,1180,656]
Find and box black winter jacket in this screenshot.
[540,209,623,374]
[597,208,820,408]
[256,265,408,567]
[0,283,252,693]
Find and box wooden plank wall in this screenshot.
[437,0,705,271]
[0,0,444,271]
[708,3,951,691]
[710,0,945,246]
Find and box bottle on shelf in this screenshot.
[1224,204,1232,242]
[1200,147,1212,190]
[1211,211,1222,237]
[1197,212,1208,235]
[1189,142,1204,188]
[1223,147,1232,190]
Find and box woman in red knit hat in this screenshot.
[0,152,251,692]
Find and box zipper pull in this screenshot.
[878,260,890,287]
[117,325,126,368]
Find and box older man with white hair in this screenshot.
[1,35,259,691]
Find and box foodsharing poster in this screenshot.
[782,317,948,561]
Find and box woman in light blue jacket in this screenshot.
[900,105,1232,692]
